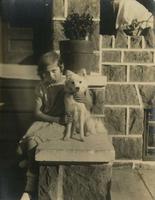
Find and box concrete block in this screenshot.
[139,85,155,107]
[102,35,113,48]
[38,164,112,200]
[130,65,155,82]
[53,20,66,50]
[102,65,127,82]
[105,85,139,105]
[53,0,64,18]
[38,166,58,200]
[63,164,112,200]
[104,108,126,135]
[112,136,143,159]
[91,22,100,50]
[130,36,142,49]
[102,51,121,62]
[91,88,105,115]
[115,33,128,48]
[129,108,144,135]
[124,51,154,63]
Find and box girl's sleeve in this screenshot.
[35,84,44,102]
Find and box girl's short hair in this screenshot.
[38,51,63,78]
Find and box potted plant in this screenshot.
[59,11,95,73]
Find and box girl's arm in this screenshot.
[34,97,60,123]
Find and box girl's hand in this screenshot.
[53,117,61,124]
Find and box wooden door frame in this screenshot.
[0,17,8,63]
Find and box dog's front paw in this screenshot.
[63,136,70,141]
[80,137,85,142]
[85,132,90,137]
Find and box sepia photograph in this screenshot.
[0,0,155,199]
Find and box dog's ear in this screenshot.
[65,70,74,79]
[79,68,87,77]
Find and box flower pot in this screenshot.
[59,40,95,74]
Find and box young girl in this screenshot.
[18,51,93,200]
[18,51,69,200]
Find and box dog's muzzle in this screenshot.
[75,87,80,92]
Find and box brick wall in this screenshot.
[101,35,155,161]
[52,0,155,162]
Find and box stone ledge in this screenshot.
[0,64,107,87]
[35,131,115,163]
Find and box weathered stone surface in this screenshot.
[53,21,66,50]
[105,85,139,105]
[129,108,144,135]
[91,88,105,114]
[90,53,99,72]
[36,129,115,162]
[130,65,155,82]
[102,51,121,62]
[38,166,58,200]
[102,65,127,82]
[68,0,100,19]
[130,36,142,49]
[144,29,155,48]
[63,164,112,200]
[113,161,133,168]
[38,164,112,200]
[124,51,154,63]
[104,108,126,135]
[91,22,100,50]
[115,32,128,48]
[53,0,64,18]
[112,136,143,159]
[102,35,113,48]
[139,85,155,106]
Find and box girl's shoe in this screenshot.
[18,159,28,168]
[20,192,32,200]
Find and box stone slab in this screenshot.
[138,169,155,199]
[35,131,115,163]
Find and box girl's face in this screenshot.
[43,62,62,83]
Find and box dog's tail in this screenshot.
[94,117,108,135]
[86,117,108,135]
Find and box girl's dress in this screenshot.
[18,80,66,154]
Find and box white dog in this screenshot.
[64,70,107,142]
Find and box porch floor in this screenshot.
[0,164,155,200]
[111,168,155,200]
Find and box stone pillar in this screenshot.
[36,105,115,200]
[38,163,112,200]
